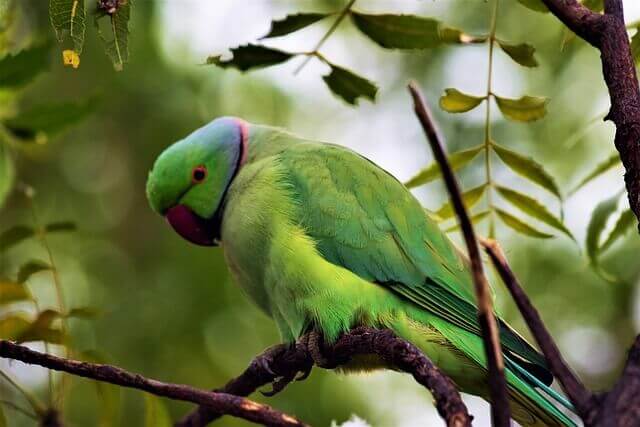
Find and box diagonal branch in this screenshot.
[0,340,307,427]
[407,82,510,427]
[178,327,472,427]
[480,239,596,422]
[540,0,640,231]
[539,0,604,46]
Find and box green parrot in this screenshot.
[146,117,575,426]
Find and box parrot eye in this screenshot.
[192,166,207,183]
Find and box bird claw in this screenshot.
[302,330,337,369]
[260,373,296,397]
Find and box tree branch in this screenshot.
[0,340,307,427]
[407,82,510,427]
[178,327,472,427]
[541,0,640,231]
[480,239,596,421]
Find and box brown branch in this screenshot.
[178,327,472,427]
[407,82,510,426]
[541,0,640,231]
[0,340,307,427]
[480,239,596,421]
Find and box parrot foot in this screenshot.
[301,330,338,369]
[255,343,314,397]
[260,372,296,397]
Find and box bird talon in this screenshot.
[261,373,295,397]
[295,365,312,381]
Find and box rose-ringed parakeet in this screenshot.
[146,117,575,426]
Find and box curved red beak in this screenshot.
[165,205,217,246]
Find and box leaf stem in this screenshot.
[293,0,357,75]
[26,193,70,409]
[484,0,500,237]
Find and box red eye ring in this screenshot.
[192,165,207,183]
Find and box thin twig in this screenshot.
[0,340,307,427]
[480,238,596,421]
[407,82,510,426]
[293,0,356,75]
[178,327,472,427]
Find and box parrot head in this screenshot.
[146,117,248,246]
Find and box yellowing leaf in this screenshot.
[434,184,487,220]
[0,280,32,306]
[405,145,483,188]
[439,89,486,113]
[496,186,573,239]
[322,63,377,105]
[350,12,484,49]
[496,208,554,238]
[62,49,80,68]
[0,313,30,339]
[495,95,548,122]
[492,143,561,199]
[497,40,538,68]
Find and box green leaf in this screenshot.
[322,63,377,105]
[0,43,50,88]
[350,12,483,50]
[144,394,172,427]
[261,13,329,38]
[586,193,620,263]
[497,40,538,67]
[516,0,548,13]
[444,210,490,232]
[492,143,562,199]
[207,44,294,72]
[0,313,30,339]
[583,0,604,11]
[495,95,548,122]
[0,144,14,208]
[495,208,554,238]
[4,100,94,142]
[0,280,32,306]
[45,221,77,233]
[17,260,51,283]
[439,89,486,113]
[569,153,621,195]
[0,225,35,252]
[632,27,640,66]
[16,309,66,344]
[496,186,573,239]
[49,0,86,54]
[405,145,483,188]
[95,0,130,71]
[434,184,487,220]
[601,209,635,253]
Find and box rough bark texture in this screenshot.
[0,340,308,427]
[178,327,472,427]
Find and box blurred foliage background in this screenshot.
[1,0,640,426]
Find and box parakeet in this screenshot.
[146,117,575,426]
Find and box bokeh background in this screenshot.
[2,0,640,426]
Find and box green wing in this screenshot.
[280,141,548,378]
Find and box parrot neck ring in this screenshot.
[164,119,248,247]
